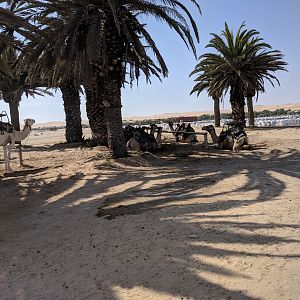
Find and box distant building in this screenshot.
[174,116,198,122]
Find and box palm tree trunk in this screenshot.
[213,97,221,127]
[8,93,21,131]
[247,96,255,128]
[60,83,83,143]
[103,79,127,158]
[230,84,246,127]
[85,86,108,146]
[5,92,23,166]
[93,15,127,157]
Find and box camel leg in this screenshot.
[7,139,15,160]
[2,145,6,171]
[3,145,8,171]
[184,136,191,143]
[3,145,12,172]
[168,122,177,137]
[185,134,198,143]
[156,128,162,148]
[126,138,141,151]
[233,140,243,151]
[18,143,23,167]
[233,137,249,151]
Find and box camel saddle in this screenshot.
[0,121,14,133]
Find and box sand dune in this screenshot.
[124,103,300,121]
[33,103,300,128]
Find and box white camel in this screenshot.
[0,118,35,172]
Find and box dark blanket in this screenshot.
[0,121,14,133]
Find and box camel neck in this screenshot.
[209,129,219,143]
[14,124,32,142]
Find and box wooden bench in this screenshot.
[162,130,208,149]
[140,126,209,149]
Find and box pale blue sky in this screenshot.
[1,0,299,123]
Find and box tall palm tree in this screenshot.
[20,0,201,157]
[0,46,52,129]
[190,63,222,126]
[190,23,287,126]
[5,13,84,144]
[0,0,46,130]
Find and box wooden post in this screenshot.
[203,133,208,149]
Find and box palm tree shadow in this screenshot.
[1,146,299,299]
[2,167,49,178]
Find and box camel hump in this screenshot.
[186,123,195,132]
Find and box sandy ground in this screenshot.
[0,127,300,300]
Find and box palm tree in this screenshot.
[20,0,201,157]
[0,1,44,55]
[0,1,25,128]
[0,0,46,130]
[190,23,287,126]
[8,16,84,143]
[0,46,52,130]
[190,63,222,127]
[0,44,82,144]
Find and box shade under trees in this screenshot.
[18,0,201,157]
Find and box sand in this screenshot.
[0,127,299,300]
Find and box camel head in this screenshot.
[176,123,185,131]
[24,119,35,127]
[133,131,142,141]
[150,124,158,134]
[202,125,215,133]
[186,123,195,132]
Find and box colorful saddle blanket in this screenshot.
[0,121,14,133]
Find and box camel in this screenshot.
[125,124,162,152]
[0,118,35,172]
[202,124,249,151]
[168,121,198,143]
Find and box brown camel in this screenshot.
[168,121,198,143]
[202,124,249,151]
[126,124,162,152]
